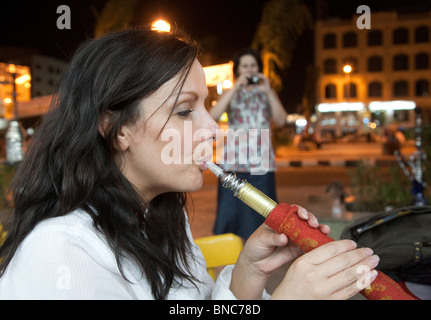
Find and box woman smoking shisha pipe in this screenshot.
[0,28,381,300]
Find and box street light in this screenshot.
[343,64,352,99]
[151,20,171,32]
[343,64,352,74]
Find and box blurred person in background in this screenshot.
[210,48,287,239]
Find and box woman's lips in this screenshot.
[198,162,208,171]
[196,156,212,171]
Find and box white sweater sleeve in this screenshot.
[212,265,271,300]
[212,265,238,299]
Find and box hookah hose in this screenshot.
[207,163,417,300]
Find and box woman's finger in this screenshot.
[306,211,320,228]
[331,269,379,300]
[256,224,288,248]
[294,205,323,229]
[294,205,309,219]
[319,224,331,234]
[298,239,358,266]
[326,255,380,298]
[321,247,376,277]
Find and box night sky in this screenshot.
[0,0,269,62]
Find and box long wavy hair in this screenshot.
[0,29,200,299]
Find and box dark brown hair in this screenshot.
[0,28,199,299]
[232,48,264,78]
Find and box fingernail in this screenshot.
[322,224,330,233]
[370,255,380,266]
[300,209,308,219]
[364,247,374,256]
[349,240,358,248]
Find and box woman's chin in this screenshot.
[186,170,204,192]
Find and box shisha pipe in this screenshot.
[206,162,417,300]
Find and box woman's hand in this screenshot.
[233,74,250,89]
[271,240,379,300]
[230,205,329,299]
[243,206,329,275]
[255,73,271,94]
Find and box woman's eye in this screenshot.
[176,109,195,118]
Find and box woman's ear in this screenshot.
[98,111,130,151]
[116,125,130,151]
[98,111,112,139]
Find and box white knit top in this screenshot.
[0,209,239,300]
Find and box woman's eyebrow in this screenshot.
[178,91,199,101]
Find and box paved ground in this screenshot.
[275,140,416,167]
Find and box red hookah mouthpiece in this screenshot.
[265,203,417,300]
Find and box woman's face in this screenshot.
[117,59,219,202]
[237,54,259,78]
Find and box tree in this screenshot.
[93,0,140,38]
[252,0,313,93]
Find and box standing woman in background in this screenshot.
[210,48,287,239]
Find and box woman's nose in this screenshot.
[210,116,219,136]
[197,112,219,143]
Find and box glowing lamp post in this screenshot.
[151,20,171,32]
[343,64,352,100]
[343,64,352,74]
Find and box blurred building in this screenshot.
[202,61,234,120]
[314,10,431,139]
[31,55,67,98]
[0,48,66,129]
[0,62,31,119]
